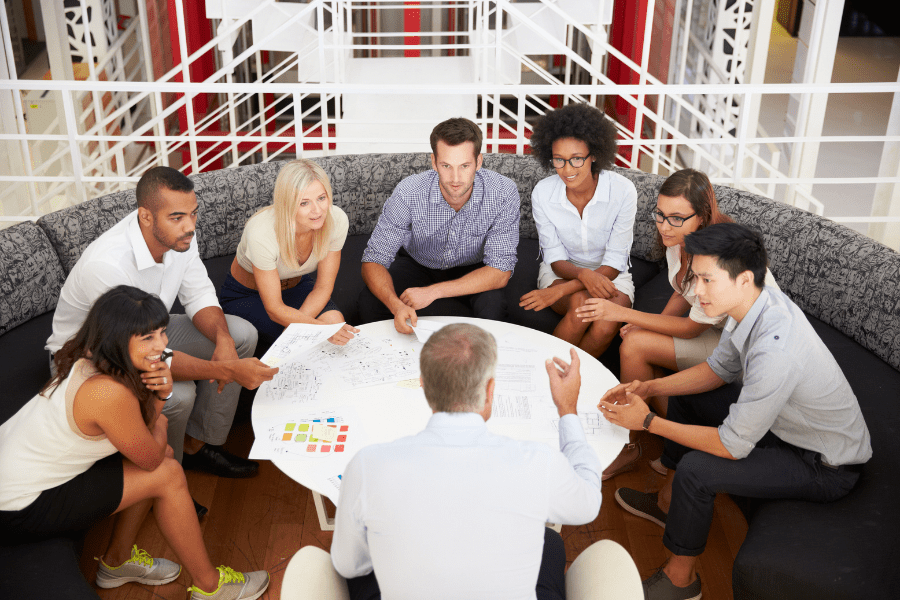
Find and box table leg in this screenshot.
[313,491,335,531]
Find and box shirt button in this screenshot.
[774,336,779,340]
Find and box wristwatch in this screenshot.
[642,411,657,431]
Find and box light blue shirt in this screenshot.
[708,287,872,465]
[362,169,520,272]
[331,411,602,600]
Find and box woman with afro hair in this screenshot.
[520,103,637,361]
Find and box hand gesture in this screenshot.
[224,359,279,392]
[141,357,173,400]
[519,287,563,312]
[400,286,438,310]
[577,269,618,299]
[598,380,651,407]
[392,303,418,335]
[545,348,581,417]
[599,391,651,431]
[328,324,360,346]
[575,298,623,323]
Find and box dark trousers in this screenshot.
[357,249,508,324]
[219,272,339,352]
[660,386,861,557]
[346,527,567,600]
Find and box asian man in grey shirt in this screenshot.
[598,223,872,600]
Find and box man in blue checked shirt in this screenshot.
[359,118,521,333]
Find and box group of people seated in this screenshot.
[0,105,872,600]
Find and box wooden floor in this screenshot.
[78,418,747,600]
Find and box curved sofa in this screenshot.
[1,153,898,599]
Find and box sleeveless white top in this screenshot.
[0,359,118,511]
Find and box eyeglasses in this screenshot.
[550,156,587,169]
[654,210,697,227]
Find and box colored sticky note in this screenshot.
[337,435,347,442]
[298,424,309,432]
[281,433,292,441]
[340,425,349,432]
[327,418,335,423]
[321,445,331,452]
[285,423,296,432]
[295,434,307,442]
[335,445,344,452]
[306,444,316,452]
[309,437,318,443]
[311,424,337,442]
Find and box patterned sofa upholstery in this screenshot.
[1,153,898,599]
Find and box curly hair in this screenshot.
[529,103,619,175]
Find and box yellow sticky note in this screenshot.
[311,424,337,442]
[396,378,422,389]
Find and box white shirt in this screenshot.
[666,245,781,327]
[331,412,603,600]
[531,171,637,273]
[46,210,220,353]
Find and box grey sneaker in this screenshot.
[95,545,181,588]
[643,567,701,600]
[615,488,668,528]
[188,566,270,600]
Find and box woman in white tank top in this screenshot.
[0,286,269,600]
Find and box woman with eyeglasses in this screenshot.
[519,103,637,358]
[577,168,778,478]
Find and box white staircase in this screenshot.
[205,0,611,154]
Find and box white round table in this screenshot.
[252,317,628,529]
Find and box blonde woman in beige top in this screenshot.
[221,160,358,350]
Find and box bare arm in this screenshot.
[600,390,735,459]
[400,265,510,310]
[520,260,621,311]
[576,290,713,339]
[169,351,278,391]
[191,305,238,362]
[75,377,167,471]
[254,251,342,326]
[361,261,417,334]
[601,361,725,406]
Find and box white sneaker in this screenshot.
[188,566,270,600]
[95,545,181,588]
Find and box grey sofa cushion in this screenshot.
[714,186,900,372]
[0,222,66,336]
[37,189,135,274]
[192,161,286,259]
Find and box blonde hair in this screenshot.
[268,159,335,271]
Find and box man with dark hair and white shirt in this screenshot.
[331,323,603,600]
[47,167,278,516]
[600,223,872,600]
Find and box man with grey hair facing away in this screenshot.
[331,323,604,600]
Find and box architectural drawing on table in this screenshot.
[265,362,323,403]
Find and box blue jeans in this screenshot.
[661,388,861,557]
[220,272,340,352]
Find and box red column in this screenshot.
[404,2,421,57]
[608,0,649,162]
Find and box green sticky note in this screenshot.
[285,423,296,432]
[309,437,318,443]
[295,434,307,442]
[298,424,310,432]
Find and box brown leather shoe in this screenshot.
[602,442,641,481]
